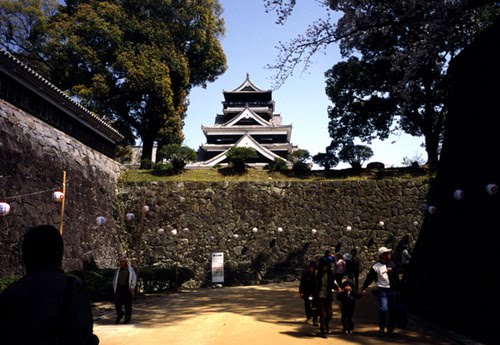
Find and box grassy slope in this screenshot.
[120,166,434,183]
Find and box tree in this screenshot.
[157,144,197,174]
[312,147,339,171]
[288,149,311,175]
[338,144,373,170]
[265,0,500,166]
[0,0,227,167]
[225,146,257,172]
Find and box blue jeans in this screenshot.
[377,287,396,332]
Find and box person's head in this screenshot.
[343,280,353,292]
[22,225,63,273]
[308,260,317,271]
[119,256,129,269]
[378,247,392,262]
[336,253,342,260]
[351,248,357,256]
[324,250,331,257]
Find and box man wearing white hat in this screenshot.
[361,247,400,337]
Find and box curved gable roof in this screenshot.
[223,107,271,127]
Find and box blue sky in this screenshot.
[184,0,426,168]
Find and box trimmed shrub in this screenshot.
[266,158,288,172]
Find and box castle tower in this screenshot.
[195,74,296,167]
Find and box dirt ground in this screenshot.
[93,282,459,345]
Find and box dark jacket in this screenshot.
[299,269,316,296]
[337,290,362,314]
[313,269,339,301]
[0,268,97,345]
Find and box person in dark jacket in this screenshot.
[0,225,98,345]
[337,279,363,335]
[299,261,318,325]
[361,247,400,338]
[313,258,341,338]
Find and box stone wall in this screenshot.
[0,99,123,275]
[119,178,430,287]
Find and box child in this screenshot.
[337,279,362,335]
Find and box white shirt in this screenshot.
[372,262,391,288]
[402,249,411,265]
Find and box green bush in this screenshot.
[157,144,197,174]
[69,269,116,302]
[67,266,195,301]
[0,274,21,292]
[141,159,154,169]
[138,266,194,292]
[266,158,288,172]
[152,162,174,176]
[226,146,257,172]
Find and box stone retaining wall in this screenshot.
[119,178,430,287]
[0,99,123,275]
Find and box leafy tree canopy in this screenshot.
[265,0,499,166]
[226,146,258,172]
[157,144,197,173]
[338,144,373,169]
[0,0,227,166]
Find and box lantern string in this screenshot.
[3,187,59,201]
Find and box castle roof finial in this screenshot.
[246,72,249,80]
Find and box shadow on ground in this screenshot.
[94,282,454,345]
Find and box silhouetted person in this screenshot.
[313,259,340,338]
[0,225,98,344]
[299,261,318,325]
[113,256,137,324]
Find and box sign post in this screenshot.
[211,252,224,285]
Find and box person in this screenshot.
[350,248,361,291]
[322,250,334,264]
[313,258,341,338]
[337,279,363,335]
[334,253,346,287]
[361,247,400,338]
[0,225,99,345]
[113,256,137,324]
[299,261,318,326]
[401,245,411,275]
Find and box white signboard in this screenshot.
[211,252,224,283]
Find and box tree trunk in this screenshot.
[424,134,439,168]
[140,136,155,169]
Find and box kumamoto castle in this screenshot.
[194,74,297,167]
[1,14,499,344]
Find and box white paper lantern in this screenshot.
[453,189,464,200]
[277,227,283,233]
[142,205,150,213]
[125,213,135,221]
[158,228,165,234]
[182,227,190,233]
[209,235,215,241]
[171,229,178,236]
[52,191,64,202]
[427,206,437,215]
[486,184,498,196]
[252,227,258,233]
[233,234,240,239]
[346,226,352,232]
[96,216,106,226]
[311,228,318,235]
[181,238,189,245]
[0,202,11,217]
[413,221,419,226]
[378,221,385,227]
